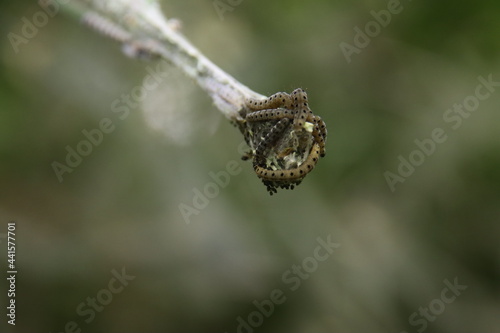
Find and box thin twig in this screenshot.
[56,0,265,121]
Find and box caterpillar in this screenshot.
[291,88,314,130]
[253,143,321,181]
[246,89,315,129]
[312,116,327,157]
[246,92,295,111]
[254,118,291,166]
[246,108,295,122]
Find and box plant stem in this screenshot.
[56,0,265,121]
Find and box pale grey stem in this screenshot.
[63,0,265,122]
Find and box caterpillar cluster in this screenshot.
[245,108,327,159]
[242,89,328,195]
[246,88,314,130]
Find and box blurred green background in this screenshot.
[1,0,500,332]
